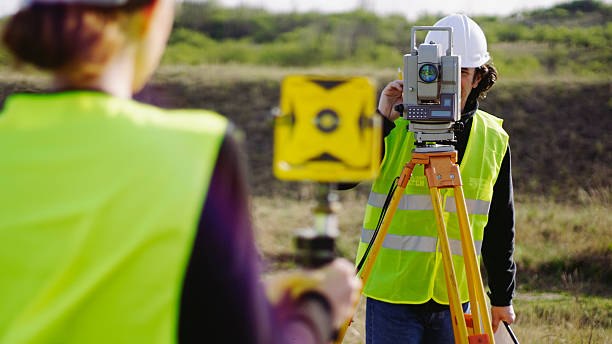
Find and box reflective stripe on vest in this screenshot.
[357,110,508,304]
[360,228,483,256]
[0,92,228,343]
[368,193,491,215]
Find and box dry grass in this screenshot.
[1,64,609,342]
[252,189,611,343]
[512,292,612,344]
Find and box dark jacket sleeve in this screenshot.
[178,125,333,344]
[481,145,517,307]
[178,126,271,343]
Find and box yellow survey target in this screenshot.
[273,75,382,182]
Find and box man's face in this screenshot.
[460,68,481,112]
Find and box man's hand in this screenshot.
[491,305,516,333]
[377,80,404,121]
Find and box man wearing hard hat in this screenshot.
[353,13,517,343]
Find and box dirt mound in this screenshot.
[2,77,609,201]
[136,78,611,201]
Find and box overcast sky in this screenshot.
[2,0,611,19]
[217,0,611,20]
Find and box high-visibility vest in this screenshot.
[0,91,228,343]
[357,110,509,304]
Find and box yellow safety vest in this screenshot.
[0,91,228,343]
[357,110,508,304]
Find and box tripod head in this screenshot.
[393,110,465,151]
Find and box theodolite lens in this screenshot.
[419,64,438,83]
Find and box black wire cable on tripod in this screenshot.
[355,176,399,274]
[503,321,520,344]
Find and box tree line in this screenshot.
[0,0,609,78]
[161,0,611,77]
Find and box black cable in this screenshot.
[355,176,399,273]
[503,321,520,344]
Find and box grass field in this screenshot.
[252,191,612,343]
[1,63,609,343]
[0,1,610,340]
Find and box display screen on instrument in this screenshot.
[405,94,456,121]
[431,110,451,117]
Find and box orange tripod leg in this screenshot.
[429,185,470,344]
[454,186,494,341]
[334,161,417,344]
[421,151,493,344]
[335,150,494,344]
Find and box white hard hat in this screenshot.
[425,13,490,68]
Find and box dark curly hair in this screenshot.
[465,62,498,110]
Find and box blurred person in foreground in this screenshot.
[340,14,516,343]
[0,0,360,343]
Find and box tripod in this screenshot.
[335,145,495,344]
